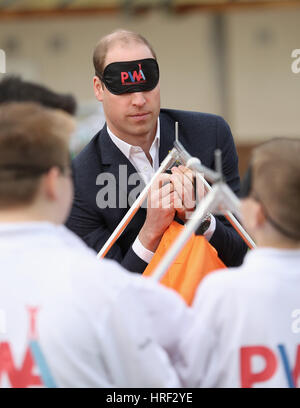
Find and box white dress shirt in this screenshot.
[107,120,216,264]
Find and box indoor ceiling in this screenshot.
[0,0,299,16]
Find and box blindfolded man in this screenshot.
[66,29,247,272]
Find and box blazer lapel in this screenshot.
[159,113,176,165]
[97,126,146,210]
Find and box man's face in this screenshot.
[93,42,161,142]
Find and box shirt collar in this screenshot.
[107,118,160,160]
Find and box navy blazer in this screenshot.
[66,108,248,272]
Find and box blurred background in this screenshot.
[0,0,299,176]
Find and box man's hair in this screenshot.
[251,137,300,241]
[0,102,75,208]
[0,76,77,115]
[93,29,157,77]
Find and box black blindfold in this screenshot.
[99,58,159,95]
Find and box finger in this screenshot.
[161,192,176,211]
[170,173,184,200]
[172,167,195,192]
[177,165,195,182]
[149,181,174,209]
[151,173,172,192]
[170,173,195,209]
[172,190,184,211]
[178,169,197,206]
[159,181,174,198]
[194,173,206,201]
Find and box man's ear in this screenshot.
[93,76,104,102]
[43,167,60,201]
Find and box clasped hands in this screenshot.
[139,166,205,252]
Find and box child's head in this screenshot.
[0,102,75,223]
[240,138,300,247]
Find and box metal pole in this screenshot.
[175,121,179,142]
[174,139,255,249]
[97,149,180,259]
[150,185,218,282]
[224,211,255,249]
[194,172,256,249]
[98,138,255,259]
[150,180,253,283]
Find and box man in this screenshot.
[66,29,247,273]
[0,102,191,387]
[174,138,300,388]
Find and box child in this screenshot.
[0,102,191,388]
[175,138,300,388]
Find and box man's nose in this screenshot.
[131,92,146,107]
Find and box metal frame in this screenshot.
[97,137,255,261]
[97,147,181,259]
[174,140,256,250]
[150,180,244,282]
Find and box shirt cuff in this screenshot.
[203,214,216,241]
[132,236,155,264]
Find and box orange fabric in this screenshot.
[143,221,226,305]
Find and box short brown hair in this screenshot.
[0,102,75,208]
[251,137,300,241]
[93,29,157,77]
[0,76,77,115]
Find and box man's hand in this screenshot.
[170,165,206,222]
[138,173,182,252]
[170,165,195,222]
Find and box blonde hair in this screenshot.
[251,137,300,240]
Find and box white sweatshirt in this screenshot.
[174,248,300,388]
[0,222,191,388]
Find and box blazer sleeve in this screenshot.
[208,116,248,267]
[66,163,148,274]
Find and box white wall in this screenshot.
[226,9,300,141]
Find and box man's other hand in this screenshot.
[138,173,181,252]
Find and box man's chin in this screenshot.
[127,119,157,136]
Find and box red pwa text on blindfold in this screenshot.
[121,64,146,85]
